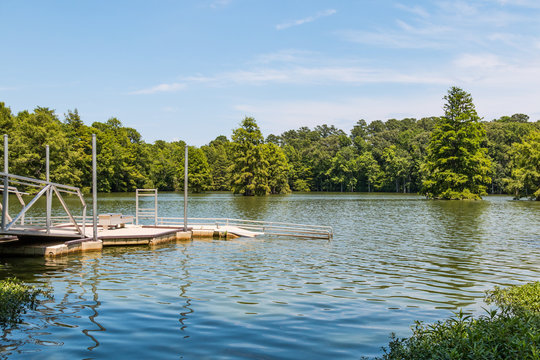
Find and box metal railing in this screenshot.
[157,217,333,240]
[0,185,28,224]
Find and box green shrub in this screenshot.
[0,278,51,325]
[378,282,540,360]
[486,281,540,315]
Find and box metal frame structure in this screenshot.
[0,135,87,238]
[135,189,158,225]
[0,185,28,224]
[0,172,87,237]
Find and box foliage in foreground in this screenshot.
[0,278,50,325]
[378,282,540,360]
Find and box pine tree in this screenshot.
[421,87,491,199]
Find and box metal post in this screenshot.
[154,189,158,225]
[1,135,8,230]
[92,134,98,241]
[46,145,51,234]
[184,144,188,231]
[135,189,139,225]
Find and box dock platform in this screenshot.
[0,223,263,257]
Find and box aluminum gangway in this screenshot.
[157,217,333,240]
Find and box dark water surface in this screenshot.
[1,193,539,359]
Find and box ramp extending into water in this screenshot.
[158,217,333,240]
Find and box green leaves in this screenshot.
[506,131,540,200]
[0,278,51,325]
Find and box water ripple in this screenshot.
[0,194,538,359]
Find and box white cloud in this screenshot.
[161,106,180,113]
[130,83,186,95]
[486,0,540,7]
[234,95,445,134]
[337,29,445,49]
[395,3,430,18]
[209,0,231,9]
[454,53,504,69]
[252,49,318,65]
[276,9,336,30]
[340,0,538,51]
[185,65,451,86]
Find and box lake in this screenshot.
[0,193,539,359]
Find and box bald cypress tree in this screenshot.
[421,87,491,199]
[230,117,270,196]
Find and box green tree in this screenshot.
[201,136,232,191]
[230,117,270,196]
[265,143,291,194]
[421,87,491,199]
[506,130,540,200]
[187,146,211,193]
[382,145,411,193]
[357,151,382,192]
[326,147,359,192]
[147,140,185,191]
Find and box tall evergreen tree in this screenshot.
[229,117,270,196]
[421,87,491,199]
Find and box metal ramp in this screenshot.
[157,217,333,240]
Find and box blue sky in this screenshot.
[2,0,540,145]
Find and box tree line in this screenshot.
[0,89,538,199]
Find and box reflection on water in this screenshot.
[79,254,105,351]
[0,193,539,359]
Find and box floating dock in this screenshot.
[0,223,263,257]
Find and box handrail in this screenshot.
[0,172,81,192]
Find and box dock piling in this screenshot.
[92,134,97,242]
[184,144,188,232]
[2,135,8,230]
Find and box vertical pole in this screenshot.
[184,144,188,231]
[92,134,98,241]
[1,135,8,230]
[46,145,51,234]
[135,189,139,225]
[154,189,158,225]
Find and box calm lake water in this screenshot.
[1,193,539,359]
